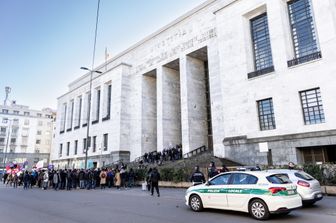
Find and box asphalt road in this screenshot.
[0,184,335,223]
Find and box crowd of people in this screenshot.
[140,145,183,165]
[2,159,244,197]
[1,164,138,191]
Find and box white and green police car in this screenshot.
[185,171,302,220]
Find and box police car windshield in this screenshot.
[266,174,291,184]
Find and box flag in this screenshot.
[36,160,44,169]
[105,47,110,71]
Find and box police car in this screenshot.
[185,171,302,220]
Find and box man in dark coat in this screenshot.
[150,168,160,197]
[208,161,218,179]
[190,166,206,186]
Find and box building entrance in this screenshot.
[298,145,336,164]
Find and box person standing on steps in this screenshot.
[150,167,160,197]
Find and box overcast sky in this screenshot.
[0,0,206,110]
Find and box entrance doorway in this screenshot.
[142,70,157,154]
[187,47,213,150]
[298,145,336,164]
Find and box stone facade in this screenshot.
[51,0,336,167]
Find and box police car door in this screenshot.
[206,173,231,209]
[226,173,258,211]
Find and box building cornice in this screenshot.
[58,62,131,100]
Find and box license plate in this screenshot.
[287,190,295,195]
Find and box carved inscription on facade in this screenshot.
[136,27,217,73]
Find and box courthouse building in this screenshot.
[51,0,336,168]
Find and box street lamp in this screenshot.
[80,67,102,169]
[80,0,101,169]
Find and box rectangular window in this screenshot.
[24,119,29,125]
[68,100,74,130]
[76,97,82,128]
[37,113,42,117]
[257,98,276,130]
[300,88,325,125]
[83,138,87,153]
[0,138,5,144]
[103,84,112,121]
[93,88,101,124]
[13,119,19,125]
[59,144,63,157]
[38,120,43,126]
[97,89,101,121]
[0,127,6,136]
[103,133,108,151]
[2,109,9,114]
[82,92,90,126]
[10,138,16,144]
[12,127,19,134]
[37,130,42,135]
[287,0,321,66]
[36,139,41,144]
[93,136,97,152]
[24,112,30,116]
[249,13,274,78]
[74,140,78,155]
[13,110,19,115]
[107,85,111,117]
[60,103,67,133]
[67,142,70,156]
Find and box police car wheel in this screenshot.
[189,195,203,212]
[249,199,270,220]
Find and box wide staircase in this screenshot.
[128,145,242,172]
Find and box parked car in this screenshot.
[185,171,302,220]
[266,169,323,206]
[236,166,261,171]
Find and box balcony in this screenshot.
[92,120,99,125]
[102,115,110,122]
[248,66,274,79]
[287,51,322,67]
